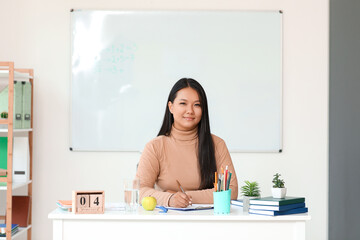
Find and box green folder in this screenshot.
[0,86,9,114]
[0,137,8,178]
[13,81,23,129]
[22,82,32,129]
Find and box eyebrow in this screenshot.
[178,99,201,102]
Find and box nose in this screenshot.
[186,105,194,114]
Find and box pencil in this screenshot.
[215,172,218,190]
[176,179,192,205]
[176,180,186,194]
[227,172,232,190]
[224,169,228,191]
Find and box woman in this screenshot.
[136,78,238,207]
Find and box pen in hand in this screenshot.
[176,180,192,206]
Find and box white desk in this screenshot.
[48,206,311,240]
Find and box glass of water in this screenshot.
[123,178,140,211]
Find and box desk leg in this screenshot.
[293,221,306,240]
[53,220,64,240]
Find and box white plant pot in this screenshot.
[272,188,287,198]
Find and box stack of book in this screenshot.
[0,224,19,237]
[232,196,308,216]
[56,200,72,212]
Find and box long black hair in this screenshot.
[158,78,216,190]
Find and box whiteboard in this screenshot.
[70,10,282,152]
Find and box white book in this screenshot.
[231,200,243,207]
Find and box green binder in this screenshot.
[0,137,8,178]
[13,81,23,129]
[0,86,9,114]
[22,82,32,129]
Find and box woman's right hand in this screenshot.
[168,192,192,208]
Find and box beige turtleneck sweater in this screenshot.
[136,126,238,207]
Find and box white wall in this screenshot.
[0,0,328,239]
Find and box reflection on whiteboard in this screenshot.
[70,10,282,152]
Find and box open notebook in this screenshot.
[165,204,213,211]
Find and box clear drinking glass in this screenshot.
[123,178,140,211]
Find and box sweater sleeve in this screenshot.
[186,138,238,203]
[136,140,173,207]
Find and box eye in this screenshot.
[179,102,186,105]
[195,103,201,107]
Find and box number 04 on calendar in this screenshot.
[72,191,105,214]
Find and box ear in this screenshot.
[168,101,173,114]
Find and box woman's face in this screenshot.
[168,87,202,131]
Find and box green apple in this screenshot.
[142,196,157,211]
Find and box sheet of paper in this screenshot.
[166,204,213,211]
[105,202,126,211]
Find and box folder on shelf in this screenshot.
[0,86,9,114]
[10,196,31,227]
[12,137,30,183]
[0,137,7,178]
[0,137,30,182]
[22,82,32,129]
[0,81,32,129]
[13,81,23,129]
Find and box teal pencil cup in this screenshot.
[213,189,231,215]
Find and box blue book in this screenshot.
[249,207,308,216]
[0,224,19,237]
[250,202,305,211]
[249,196,305,206]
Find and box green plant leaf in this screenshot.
[240,180,261,197]
[272,173,285,188]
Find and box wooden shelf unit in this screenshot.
[0,62,33,240]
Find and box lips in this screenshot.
[184,117,195,121]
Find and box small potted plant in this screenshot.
[0,112,8,119]
[240,180,261,212]
[272,173,286,198]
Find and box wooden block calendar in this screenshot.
[72,191,104,214]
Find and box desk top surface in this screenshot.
[48,206,311,221]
